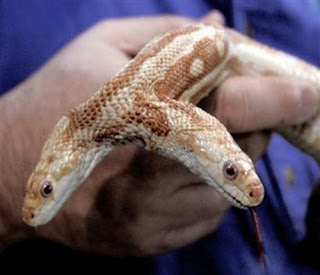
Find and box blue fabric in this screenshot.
[1,0,320,274]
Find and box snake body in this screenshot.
[22,23,320,226]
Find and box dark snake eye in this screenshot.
[223,160,239,180]
[40,181,53,198]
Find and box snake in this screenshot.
[22,23,320,227]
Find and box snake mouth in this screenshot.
[213,183,248,209]
[221,188,248,209]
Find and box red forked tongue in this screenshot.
[249,207,268,269]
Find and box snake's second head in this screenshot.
[214,155,264,208]
[187,146,265,209]
[193,139,264,209]
[166,110,265,209]
[22,116,109,227]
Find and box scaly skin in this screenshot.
[22,23,319,226]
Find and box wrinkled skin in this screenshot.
[0,11,318,256]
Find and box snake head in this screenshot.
[22,151,82,226]
[217,154,264,208]
[189,128,264,209]
[22,170,59,227]
[22,118,80,226]
[22,116,91,226]
[187,142,264,209]
[163,101,265,209]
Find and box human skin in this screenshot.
[0,12,318,255]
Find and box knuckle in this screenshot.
[299,82,319,116]
[203,10,225,25]
[212,10,225,25]
[281,82,300,110]
[273,80,300,124]
[216,78,246,132]
[277,79,317,123]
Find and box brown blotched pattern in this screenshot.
[153,34,228,100]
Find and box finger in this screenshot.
[95,15,194,56]
[200,10,225,26]
[201,76,319,133]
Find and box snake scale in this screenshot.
[22,23,320,226]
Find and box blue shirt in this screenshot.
[1,1,320,274]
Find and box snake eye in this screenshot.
[40,181,53,198]
[223,160,239,180]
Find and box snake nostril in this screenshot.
[22,208,36,223]
[248,183,265,206]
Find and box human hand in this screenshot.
[0,11,318,256]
